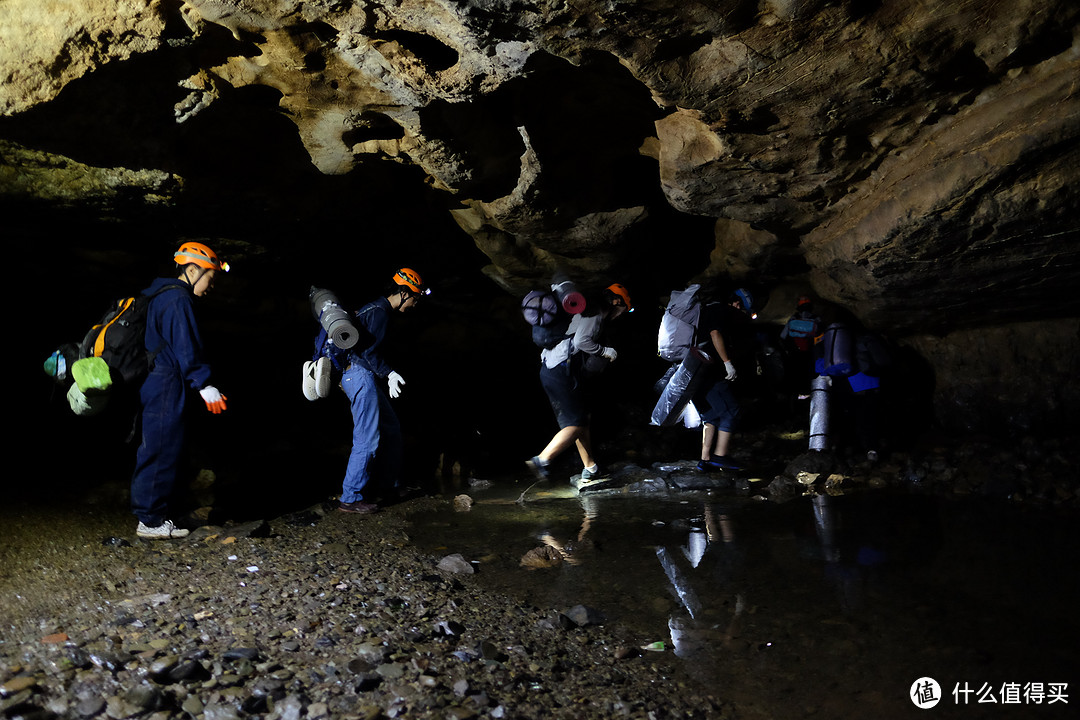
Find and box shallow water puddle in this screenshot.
[407,480,1080,716]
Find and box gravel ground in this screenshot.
[0,495,731,720]
[3,428,1076,720]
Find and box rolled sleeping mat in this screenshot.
[552,280,586,314]
[310,287,358,349]
[650,348,713,426]
[820,323,854,376]
[808,374,832,451]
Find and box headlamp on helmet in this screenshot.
[393,268,429,296]
[733,288,756,318]
[606,283,633,312]
[175,242,227,272]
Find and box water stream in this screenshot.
[407,479,1079,717]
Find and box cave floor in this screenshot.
[3,463,1077,719]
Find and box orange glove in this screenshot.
[199,386,228,414]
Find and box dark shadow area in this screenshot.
[421,49,665,213]
[375,29,460,73]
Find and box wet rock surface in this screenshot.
[0,498,729,720]
[564,427,1080,511]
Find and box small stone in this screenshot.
[437,554,475,574]
[0,676,37,695]
[182,695,205,715]
[562,604,605,627]
[375,663,405,679]
[203,702,243,720]
[75,696,106,717]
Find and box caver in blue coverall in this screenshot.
[130,278,213,526]
[340,296,403,504]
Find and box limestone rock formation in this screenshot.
[2,0,1078,430]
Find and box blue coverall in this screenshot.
[130,278,212,526]
[340,297,402,503]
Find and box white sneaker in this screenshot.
[302,361,319,401]
[137,520,190,539]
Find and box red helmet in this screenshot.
[175,242,227,271]
[392,267,429,296]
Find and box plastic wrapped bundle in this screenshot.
[650,348,713,427]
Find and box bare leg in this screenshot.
[712,429,732,458]
[574,427,595,469]
[701,424,716,461]
[702,423,733,459]
[540,425,583,463]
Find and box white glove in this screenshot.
[387,371,405,398]
[600,347,618,362]
[724,361,737,381]
[199,385,227,414]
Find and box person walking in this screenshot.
[337,268,428,514]
[131,242,228,539]
[779,294,822,400]
[526,283,632,483]
[694,288,755,472]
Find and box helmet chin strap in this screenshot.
[181,265,209,287]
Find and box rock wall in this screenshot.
[3,0,1079,433]
[904,318,1080,434]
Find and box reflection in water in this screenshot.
[539,495,599,565]
[656,505,751,660]
[813,493,863,612]
[408,482,1080,716]
[658,504,745,660]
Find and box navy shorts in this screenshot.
[539,362,590,428]
[695,379,741,432]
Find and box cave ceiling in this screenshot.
[2,0,1079,334]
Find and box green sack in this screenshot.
[71,357,113,394]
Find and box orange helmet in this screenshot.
[392,267,429,296]
[606,283,633,312]
[175,242,227,272]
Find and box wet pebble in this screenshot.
[74,695,106,717]
[0,675,37,695]
[436,553,474,574]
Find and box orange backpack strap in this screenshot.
[92,297,135,357]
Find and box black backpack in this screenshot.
[79,285,185,387]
